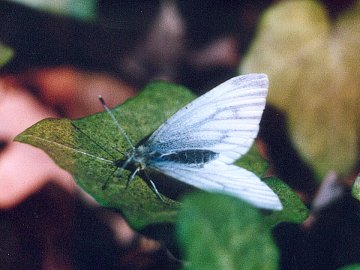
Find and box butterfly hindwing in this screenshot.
[151,160,282,210]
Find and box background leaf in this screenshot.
[241,0,360,182]
[236,144,268,176]
[352,176,360,202]
[0,43,14,68]
[339,264,360,270]
[264,177,308,226]
[9,0,97,20]
[177,192,279,270]
[15,80,302,232]
[237,146,308,225]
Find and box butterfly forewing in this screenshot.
[146,73,268,163]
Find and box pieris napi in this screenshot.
[99,73,282,210]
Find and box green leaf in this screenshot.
[10,0,97,21]
[15,80,293,232]
[339,264,360,270]
[15,81,194,230]
[0,43,14,68]
[177,193,279,270]
[236,144,268,176]
[237,147,308,225]
[352,176,360,202]
[263,177,308,226]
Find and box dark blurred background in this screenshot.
[0,0,359,269]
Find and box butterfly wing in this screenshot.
[151,160,283,210]
[146,73,268,164]
[143,73,282,210]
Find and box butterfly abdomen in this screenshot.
[151,149,218,167]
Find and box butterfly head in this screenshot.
[131,145,150,170]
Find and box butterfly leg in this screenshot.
[102,168,118,190]
[142,171,165,202]
[126,166,140,189]
[148,179,166,203]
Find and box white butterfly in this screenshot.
[100,73,283,211]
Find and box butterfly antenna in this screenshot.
[98,96,135,150]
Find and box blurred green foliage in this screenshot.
[340,264,360,270]
[352,176,360,202]
[177,193,279,270]
[0,43,14,67]
[9,0,97,20]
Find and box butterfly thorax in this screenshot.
[131,145,150,169]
